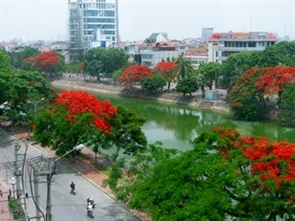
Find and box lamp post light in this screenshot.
[9,177,16,198]
[45,144,85,221]
[28,97,45,120]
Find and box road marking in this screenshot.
[62,196,65,200]
[72,206,76,210]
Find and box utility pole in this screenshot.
[33,169,41,221]
[14,140,22,204]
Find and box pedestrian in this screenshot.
[0,189,2,197]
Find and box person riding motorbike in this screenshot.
[87,196,96,208]
[87,202,94,217]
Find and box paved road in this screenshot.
[0,131,141,221]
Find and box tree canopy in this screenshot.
[119,64,152,91]
[22,50,65,77]
[153,61,178,90]
[106,127,295,221]
[34,90,117,155]
[228,66,295,121]
[83,47,128,80]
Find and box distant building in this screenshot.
[184,48,208,67]
[144,33,169,44]
[202,27,214,41]
[208,31,277,63]
[68,0,119,63]
[133,41,187,68]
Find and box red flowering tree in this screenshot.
[153,61,178,90]
[33,90,117,155]
[22,50,65,77]
[119,64,152,91]
[123,127,295,220]
[228,66,295,120]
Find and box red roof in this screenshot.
[209,32,277,40]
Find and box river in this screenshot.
[55,83,295,154]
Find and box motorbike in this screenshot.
[70,188,76,195]
[87,210,94,218]
[87,204,94,218]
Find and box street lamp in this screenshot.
[28,97,45,120]
[45,144,85,221]
[9,177,16,198]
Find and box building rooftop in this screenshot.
[209,31,277,40]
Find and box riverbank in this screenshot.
[51,78,230,113]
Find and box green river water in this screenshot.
[79,89,295,150]
[55,85,295,156]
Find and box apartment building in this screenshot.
[208,31,277,63]
[68,0,119,63]
[133,41,187,68]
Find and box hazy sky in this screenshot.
[0,0,294,42]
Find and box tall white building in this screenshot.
[68,0,119,63]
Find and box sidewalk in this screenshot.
[0,183,14,221]
[11,126,150,221]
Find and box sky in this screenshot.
[0,0,294,42]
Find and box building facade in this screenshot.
[208,31,277,63]
[201,27,214,41]
[68,0,118,63]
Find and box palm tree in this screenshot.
[175,56,195,79]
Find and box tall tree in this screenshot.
[175,56,194,79]
[83,47,105,80]
[0,51,13,104]
[258,41,295,67]
[220,51,261,90]
[34,90,117,155]
[175,77,198,96]
[119,64,152,91]
[22,50,65,78]
[153,61,178,90]
[140,75,166,93]
[83,47,128,80]
[104,105,147,160]
[196,62,222,98]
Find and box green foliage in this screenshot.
[220,51,260,90]
[0,50,12,73]
[83,47,128,79]
[175,56,194,79]
[65,62,83,73]
[197,62,222,90]
[106,105,147,160]
[277,83,295,126]
[11,71,52,104]
[34,106,98,155]
[0,51,14,104]
[8,198,25,220]
[105,142,180,204]
[227,76,264,121]
[140,75,166,93]
[258,41,295,67]
[175,77,198,96]
[112,69,123,85]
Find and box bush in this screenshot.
[8,198,25,220]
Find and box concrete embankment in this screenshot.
[51,79,230,113]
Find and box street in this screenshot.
[0,130,141,221]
